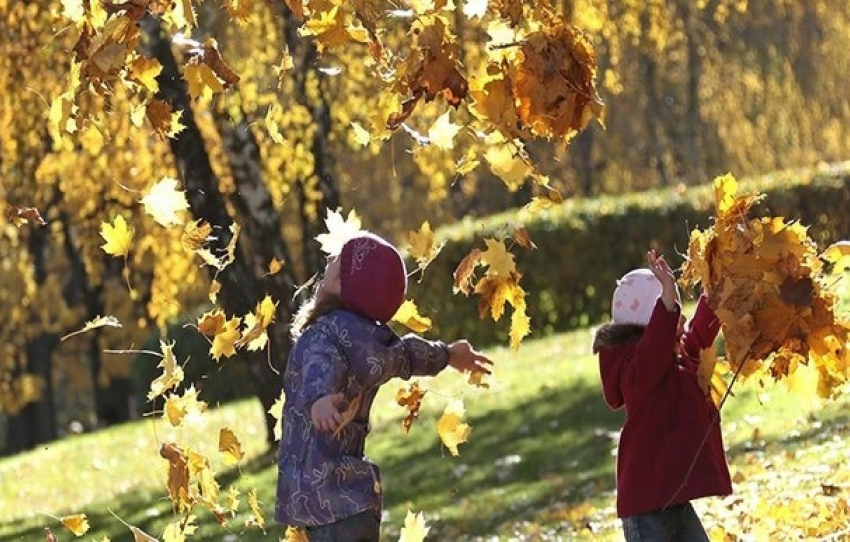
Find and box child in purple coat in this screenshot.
[276,232,493,541]
[593,250,732,541]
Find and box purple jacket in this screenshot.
[275,309,450,527]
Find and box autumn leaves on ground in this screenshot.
[1,320,848,541]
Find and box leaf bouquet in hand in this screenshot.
[680,174,850,399]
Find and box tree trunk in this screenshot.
[4,226,59,454]
[143,16,295,447]
[639,6,670,186]
[680,1,704,182]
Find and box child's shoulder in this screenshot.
[592,322,645,353]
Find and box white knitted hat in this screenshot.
[611,268,662,325]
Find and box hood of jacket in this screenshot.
[593,322,644,410]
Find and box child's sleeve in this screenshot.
[358,333,450,383]
[681,295,722,358]
[627,298,681,395]
[287,327,347,411]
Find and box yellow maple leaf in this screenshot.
[163,386,207,426]
[315,208,362,255]
[437,398,472,456]
[237,295,277,350]
[225,486,241,513]
[184,63,225,100]
[822,241,850,273]
[100,215,133,258]
[428,110,462,150]
[399,509,430,542]
[211,316,242,360]
[129,56,162,93]
[148,341,184,400]
[141,176,190,227]
[268,389,286,441]
[267,257,285,275]
[392,299,433,333]
[181,219,212,252]
[61,513,90,536]
[61,315,122,342]
[284,526,308,542]
[484,143,532,190]
[407,221,443,269]
[219,427,245,465]
[480,238,517,277]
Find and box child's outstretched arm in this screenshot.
[647,249,680,311]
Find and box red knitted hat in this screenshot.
[339,232,407,322]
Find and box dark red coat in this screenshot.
[596,296,732,518]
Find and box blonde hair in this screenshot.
[290,293,343,339]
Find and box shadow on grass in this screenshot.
[377,382,625,538]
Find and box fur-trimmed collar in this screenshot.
[592,322,646,353]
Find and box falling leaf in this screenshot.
[428,110,462,150]
[5,205,47,227]
[267,257,285,275]
[479,238,517,277]
[245,488,266,532]
[219,427,245,465]
[512,228,537,249]
[399,510,430,542]
[181,220,212,252]
[184,63,225,99]
[100,215,133,258]
[284,526,308,542]
[146,99,185,139]
[128,56,162,93]
[822,241,850,273]
[163,386,207,426]
[468,370,490,389]
[437,398,472,456]
[160,443,191,510]
[269,389,286,441]
[407,221,443,269]
[211,316,242,360]
[237,295,277,350]
[163,515,197,542]
[392,300,433,333]
[61,514,90,536]
[141,177,190,227]
[148,341,185,400]
[453,248,483,295]
[350,121,371,146]
[395,381,426,433]
[315,208,362,255]
[61,315,123,342]
[484,143,532,190]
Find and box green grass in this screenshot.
[1,320,848,541]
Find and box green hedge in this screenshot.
[406,163,850,348]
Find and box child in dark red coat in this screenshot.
[593,250,732,541]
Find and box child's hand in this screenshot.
[447,340,494,374]
[310,393,344,433]
[646,249,680,311]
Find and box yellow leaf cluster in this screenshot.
[453,238,530,350]
[469,10,604,143]
[681,174,850,398]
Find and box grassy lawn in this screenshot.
[1,318,848,540]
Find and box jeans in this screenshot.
[622,503,710,542]
[306,511,381,542]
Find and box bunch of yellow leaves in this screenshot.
[681,174,850,399]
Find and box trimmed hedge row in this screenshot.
[406,163,850,348]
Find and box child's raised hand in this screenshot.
[310,392,344,433]
[447,340,494,374]
[646,249,680,311]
